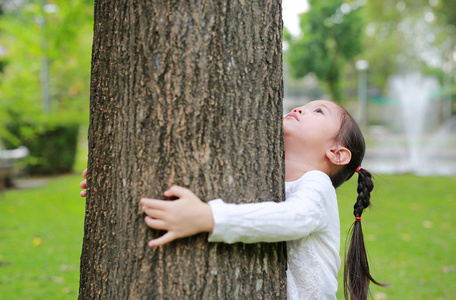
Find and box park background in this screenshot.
[0,0,455,299]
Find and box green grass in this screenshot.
[1,171,455,299]
[336,174,456,299]
[0,174,85,299]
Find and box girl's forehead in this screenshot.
[301,100,341,112]
[305,100,337,108]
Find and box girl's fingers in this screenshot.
[144,216,167,230]
[142,207,167,219]
[80,170,87,198]
[148,232,176,247]
[80,180,87,189]
[140,198,169,210]
[164,185,191,198]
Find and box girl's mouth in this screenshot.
[285,112,299,121]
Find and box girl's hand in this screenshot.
[140,185,214,247]
[80,169,87,197]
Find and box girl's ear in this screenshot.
[326,146,352,166]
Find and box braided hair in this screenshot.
[329,104,387,300]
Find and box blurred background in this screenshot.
[0,0,455,299]
[0,0,92,187]
[282,0,456,176]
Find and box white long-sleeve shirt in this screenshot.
[208,170,341,299]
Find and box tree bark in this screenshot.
[79,1,286,299]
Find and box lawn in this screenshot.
[0,174,85,299]
[1,172,455,299]
[336,174,456,299]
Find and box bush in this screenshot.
[3,122,79,175]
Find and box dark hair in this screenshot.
[329,105,387,299]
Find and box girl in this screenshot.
[80,100,385,299]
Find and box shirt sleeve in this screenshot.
[208,172,331,244]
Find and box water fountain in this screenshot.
[420,113,456,176]
[365,73,456,175]
[389,73,439,173]
[364,74,456,176]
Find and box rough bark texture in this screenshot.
[79,0,286,299]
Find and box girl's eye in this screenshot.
[315,108,323,114]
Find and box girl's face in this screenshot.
[283,100,342,154]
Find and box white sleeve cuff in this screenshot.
[207,199,236,243]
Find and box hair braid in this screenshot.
[354,168,373,217]
[344,168,387,300]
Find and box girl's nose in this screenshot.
[293,108,303,114]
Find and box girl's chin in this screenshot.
[283,124,301,136]
[283,128,294,137]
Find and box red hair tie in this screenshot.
[356,167,362,173]
[355,217,361,221]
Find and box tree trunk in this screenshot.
[79,1,286,299]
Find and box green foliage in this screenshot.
[0,0,93,133]
[284,0,456,100]
[356,0,455,92]
[0,0,93,117]
[433,0,456,28]
[286,0,364,101]
[3,121,79,174]
[0,0,93,173]
[283,27,292,44]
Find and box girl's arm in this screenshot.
[208,190,326,244]
[207,171,333,244]
[141,174,330,247]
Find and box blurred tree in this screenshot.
[0,0,93,173]
[285,0,364,101]
[0,0,93,129]
[433,0,456,28]
[357,0,453,91]
[285,0,455,102]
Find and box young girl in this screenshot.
[80,100,385,299]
